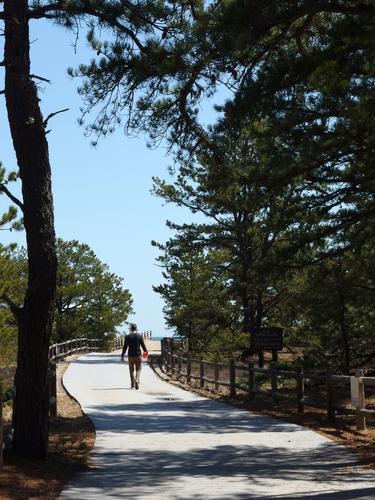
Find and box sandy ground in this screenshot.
[0,355,95,499]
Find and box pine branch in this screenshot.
[28,1,149,54]
[177,61,220,159]
[0,184,24,211]
[0,294,22,319]
[28,2,63,19]
[43,108,69,127]
[30,74,52,84]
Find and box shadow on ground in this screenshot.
[64,440,375,499]
[62,353,375,499]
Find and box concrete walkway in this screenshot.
[60,352,375,499]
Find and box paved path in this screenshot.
[60,352,375,499]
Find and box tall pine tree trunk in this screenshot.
[4,0,57,458]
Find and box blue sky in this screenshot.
[0,18,223,337]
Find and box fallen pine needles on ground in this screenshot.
[0,355,95,499]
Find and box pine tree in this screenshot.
[153,236,235,353]
[54,239,133,342]
[0,0,187,458]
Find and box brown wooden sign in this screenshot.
[250,327,283,351]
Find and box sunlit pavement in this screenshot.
[60,351,375,499]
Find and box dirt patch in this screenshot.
[0,365,16,389]
[150,356,375,470]
[1,355,95,499]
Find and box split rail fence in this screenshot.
[0,336,124,470]
[161,338,375,432]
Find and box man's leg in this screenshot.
[128,357,136,388]
[134,356,142,389]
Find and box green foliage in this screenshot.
[0,305,17,365]
[54,239,133,341]
[0,161,24,364]
[0,245,26,364]
[150,5,375,371]
[41,1,375,371]
[206,330,248,360]
[0,162,23,231]
[281,237,375,372]
[0,239,133,358]
[153,238,236,353]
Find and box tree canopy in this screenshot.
[1,0,374,458]
[54,239,133,342]
[0,239,133,362]
[149,2,375,371]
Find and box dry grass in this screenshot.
[0,355,95,499]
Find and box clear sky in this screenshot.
[1,19,219,337]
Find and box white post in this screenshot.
[355,369,366,431]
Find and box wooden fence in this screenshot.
[354,369,375,431]
[0,336,124,470]
[160,339,375,431]
[141,330,152,339]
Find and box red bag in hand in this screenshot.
[142,351,148,358]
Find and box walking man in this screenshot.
[121,323,147,389]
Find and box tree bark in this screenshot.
[255,292,263,329]
[339,305,350,374]
[4,0,57,458]
[241,290,251,333]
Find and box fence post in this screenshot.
[187,357,191,384]
[171,354,175,376]
[214,361,219,391]
[0,382,3,472]
[167,353,171,374]
[296,366,304,414]
[200,360,204,389]
[271,362,278,404]
[229,359,236,397]
[160,339,165,364]
[48,361,57,418]
[170,340,174,374]
[355,369,366,431]
[162,340,167,367]
[326,369,335,422]
[248,362,255,401]
[258,350,265,368]
[178,356,182,378]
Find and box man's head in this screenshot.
[130,323,137,333]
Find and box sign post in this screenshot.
[250,328,283,367]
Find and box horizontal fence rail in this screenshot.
[1,336,124,471]
[160,339,375,431]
